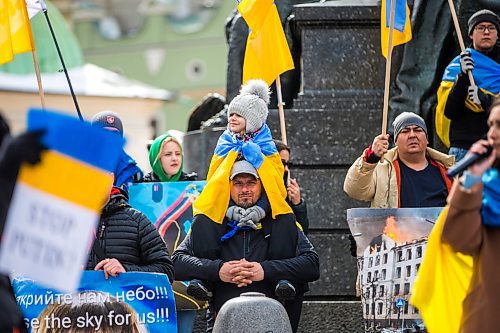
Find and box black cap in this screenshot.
[91,111,123,136]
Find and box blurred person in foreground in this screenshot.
[0,113,45,333]
[442,98,500,332]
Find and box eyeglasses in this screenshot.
[475,25,497,33]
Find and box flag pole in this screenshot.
[382,0,396,137]
[275,75,292,184]
[42,9,83,121]
[446,0,476,87]
[380,0,396,162]
[31,50,46,110]
[275,76,287,145]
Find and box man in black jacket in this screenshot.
[173,159,319,332]
[86,186,175,282]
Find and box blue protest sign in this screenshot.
[13,271,176,332]
[129,181,206,311]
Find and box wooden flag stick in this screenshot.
[447,0,476,87]
[380,0,397,162]
[381,0,396,137]
[276,76,288,145]
[31,50,46,110]
[275,75,291,183]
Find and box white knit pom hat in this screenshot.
[227,79,270,133]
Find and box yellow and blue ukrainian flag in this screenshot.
[193,124,292,223]
[237,0,294,85]
[21,109,124,213]
[380,0,412,58]
[411,207,473,333]
[435,48,500,148]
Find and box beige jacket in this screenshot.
[343,147,455,208]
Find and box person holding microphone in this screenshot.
[442,98,500,332]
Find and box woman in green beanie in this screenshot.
[143,134,197,182]
[142,133,199,333]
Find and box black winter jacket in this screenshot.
[86,190,175,282]
[172,213,319,311]
[142,171,197,183]
[444,45,499,149]
[290,199,310,235]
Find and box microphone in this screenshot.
[447,145,493,178]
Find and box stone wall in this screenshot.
[183,1,388,331]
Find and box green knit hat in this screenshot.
[149,134,184,182]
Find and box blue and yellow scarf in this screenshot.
[193,124,291,223]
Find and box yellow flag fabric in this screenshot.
[238,0,294,85]
[380,0,412,58]
[411,206,473,333]
[0,0,34,65]
[435,81,454,148]
[237,0,273,33]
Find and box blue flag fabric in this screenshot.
[385,0,407,32]
[213,124,277,169]
[442,48,500,91]
[481,168,500,227]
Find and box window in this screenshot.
[404,301,409,314]
[374,271,379,279]
[413,306,419,314]
[367,272,372,282]
[366,304,370,315]
[416,246,422,258]
[383,253,388,264]
[406,249,412,260]
[377,302,383,315]
[381,269,386,280]
[416,264,420,272]
[404,283,410,295]
[379,285,385,297]
[406,265,411,278]
[394,284,400,295]
[396,267,401,278]
[375,255,380,266]
[397,251,403,262]
[369,257,373,268]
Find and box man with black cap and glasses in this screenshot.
[440,9,500,161]
[344,112,455,209]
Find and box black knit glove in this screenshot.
[0,130,46,180]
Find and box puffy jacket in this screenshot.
[142,171,197,183]
[343,147,455,208]
[86,190,174,282]
[172,213,319,311]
